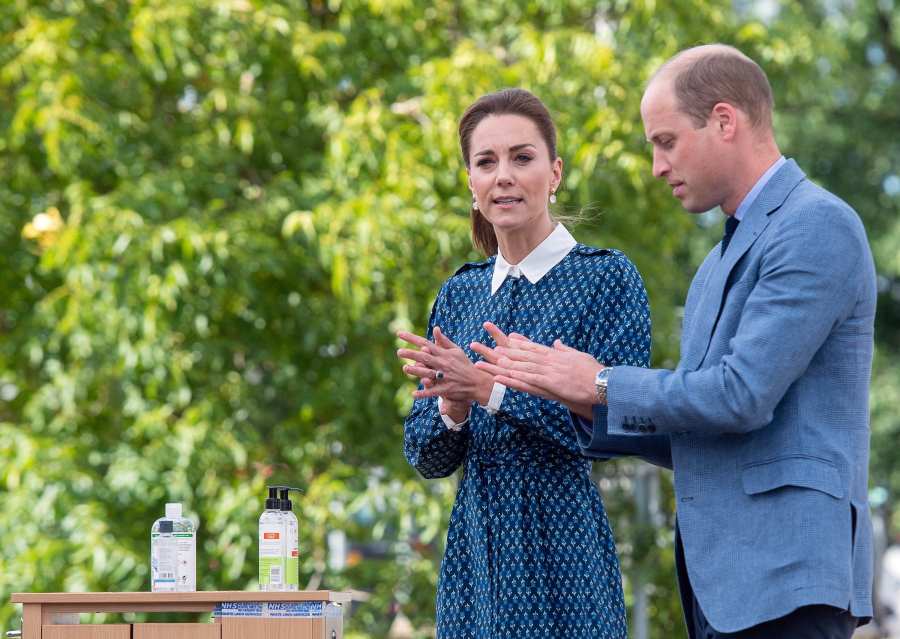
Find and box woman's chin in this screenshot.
[485,210,540,233]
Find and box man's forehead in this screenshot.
[641,76,677,112]
[641,84,680,132]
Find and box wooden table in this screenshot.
[10,591,352,639]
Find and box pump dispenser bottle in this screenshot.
[279,487,300,591]
[259,486,285,591]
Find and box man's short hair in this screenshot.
[663,45,774,130]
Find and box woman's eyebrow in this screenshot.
[474,143,536,157]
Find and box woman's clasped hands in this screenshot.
[395,323,510,424]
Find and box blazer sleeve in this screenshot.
[403,282,470,479]
[606,202,870,437]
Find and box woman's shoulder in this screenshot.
[432,255,494,300]
[567,244,640,277]
[448,255,495,283]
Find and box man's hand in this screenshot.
[473,333,604,414]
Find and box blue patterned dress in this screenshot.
[404,245,651,638]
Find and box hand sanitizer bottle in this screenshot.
[279,487,300,591]
[151,502,196,592]
[259,487,285,591]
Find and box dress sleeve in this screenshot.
[403,282,470,479]
[494,253,653,452]
[576,254,672,467]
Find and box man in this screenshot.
[474,44,876,638]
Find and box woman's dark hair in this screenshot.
[458,89,558,256]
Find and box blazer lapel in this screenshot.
[681,160,807,371]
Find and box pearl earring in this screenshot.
[549,192,557,204]
[472,196,479,211]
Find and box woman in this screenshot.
[396,89,649,638]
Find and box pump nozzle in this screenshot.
[278,487,303,512]
[265,486,281,510]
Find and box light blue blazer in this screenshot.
[579,159,876,632]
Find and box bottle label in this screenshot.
[259,525,283,588]
[285,517,300,590]
[174,532,196,591]
[152,532,196,592]
[151,535,177,592]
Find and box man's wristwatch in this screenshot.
[595,367,612,405]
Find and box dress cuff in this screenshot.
[575,413,594,436]
[478,382,506,416]
[437,396,470,431]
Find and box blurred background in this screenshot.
[1,0,898,637]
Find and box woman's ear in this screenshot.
[551,156,563,192]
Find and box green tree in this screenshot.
[1,2,897,638]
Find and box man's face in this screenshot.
[641,80,730,213]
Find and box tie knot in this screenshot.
[721,216,740,256]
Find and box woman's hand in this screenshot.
[396,327,494,405]
[439,396,471,426]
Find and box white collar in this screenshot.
[491,224,577,295]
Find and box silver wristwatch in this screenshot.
[595,367,612,405]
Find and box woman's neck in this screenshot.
[496,216,556,265]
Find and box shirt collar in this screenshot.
[491,223,577,295]
[734,155,786,221]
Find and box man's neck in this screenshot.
[722,142,782,215]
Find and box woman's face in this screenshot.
[467,114,561,235]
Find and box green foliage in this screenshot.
[1,1,898,638]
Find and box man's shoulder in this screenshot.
[782,176,863,230]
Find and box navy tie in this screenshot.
[721,216,740,257]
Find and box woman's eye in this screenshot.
[516,154,533,163]
[476,158,495,167]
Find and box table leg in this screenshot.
[22,603,41,639]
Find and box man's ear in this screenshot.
[711,102,738,140]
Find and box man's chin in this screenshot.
[680,199,713,214]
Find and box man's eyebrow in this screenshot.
[474,143,537,156]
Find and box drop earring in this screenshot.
[549,191,557,204]
[472,195,479,211]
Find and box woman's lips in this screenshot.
[492,197,523,209]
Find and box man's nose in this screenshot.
[652,149,670,178]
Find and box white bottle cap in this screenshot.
[165,503,182,519]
